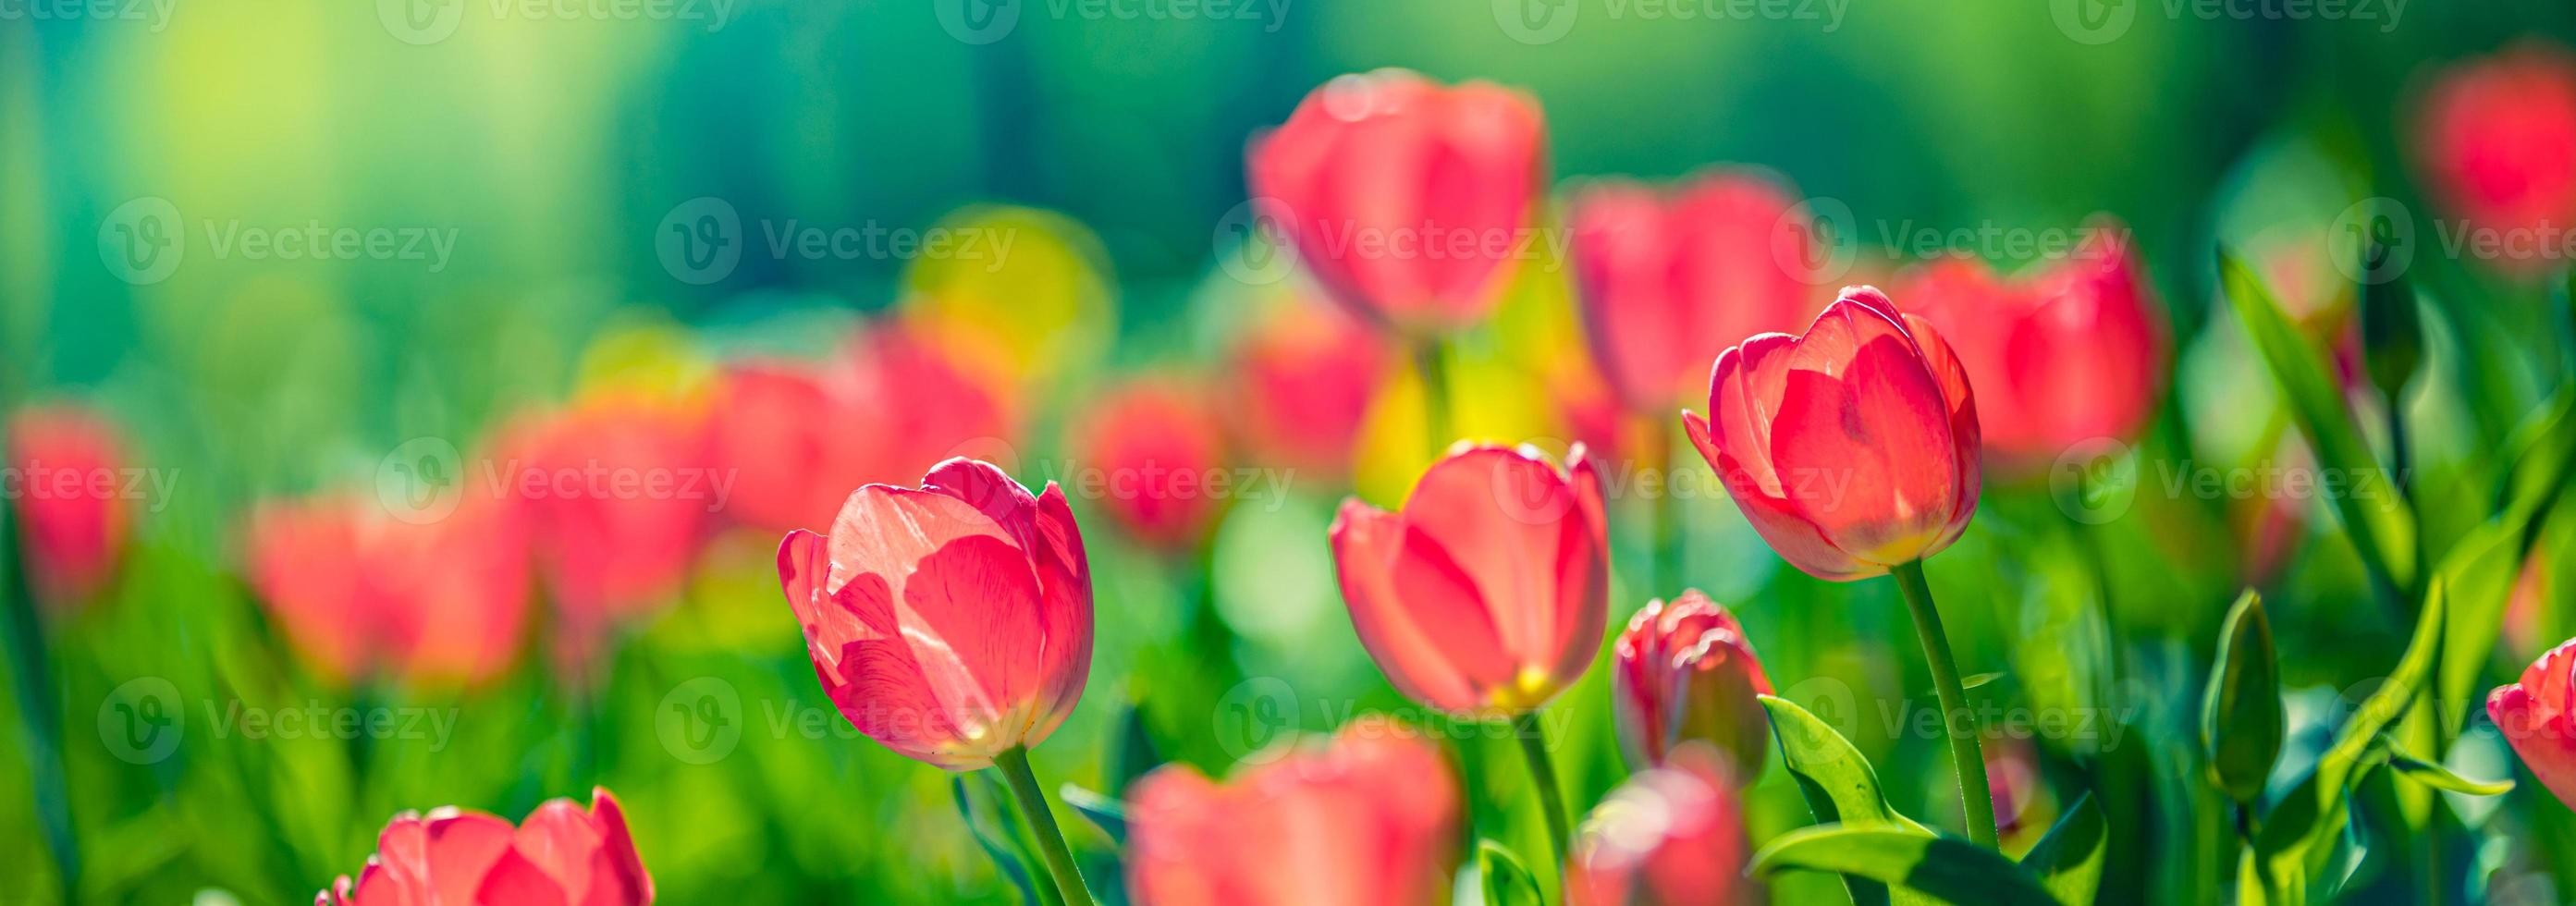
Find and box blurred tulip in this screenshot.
[1570,171,1834,413]
[709,361,872,534]
[318,787,651,906]
[1072,377,1228,550]
[774,458,1092,770]
[1612,591,1773,776]
[2492,638,2576,808]
[6,404,133,611]
[1248,68,1548,335]
[247,490,531,689]
[1894,224,2167,477]
[1227,296,1391,474]
[840,321,1018,476]
[494,395,713,673]
[1682,287,1980,581]
[1330,444,1608,716]
[2417,43,2576,276]
[1565,743,1747,906]
[1985,735,2048,839]
[1127,717,1458,906]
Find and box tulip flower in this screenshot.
[776,458,1097,904]
[1072,377,1228,551]
[1612,591,1773,776]
[1570,170,1835,414]
[1893,225,2168,477]
[1127,717,1459,906]
[709,361,874,534]
[2491,638,2576,808]
[1566,743,1747,906]
[1331,442,1607,859]
[2417,43,2576,277]
[6,404,134,612]
[1247,68,1547,336]
[318,787,652,905]
[1227,296,1391,474]
[247,491,532,689]
[1683,286,1998,847]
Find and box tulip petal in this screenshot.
[1027,483,1094,743]
[1899,312,1982,546]
[899,534,1049,741]
[1548,452,1612,684]
[1331,499,1484,711]
[476,848,572,906]
[586,788,652,906]
[826,484,1019,597]
[1686,410,1873,581]
[821,570,975,767]
[923,457,1042,556]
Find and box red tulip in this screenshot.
[1330,444,1609,716]
[1127,717,1458,906]
[2491,638,2576,808]
[1894,224,2167,477]
[319,787,651,906]
[1682,287,1980,581]
[6,405,133,611]
[247,490,532,689]
[1612,591,1773,777]
[1566,743,1747,906]
[1072,377,1228,550]
[775,458,1092,770]
[709,361,873,534]
[1227,297,1391,474]
[840,322,1017,478]
[2417,43,2576,276]
[1570,171,1835,413]
[1248,69,1548,335]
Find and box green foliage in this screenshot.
[1749,826,2060,906]
[1477,839,1544,906]
[2201,591,2284,808]
[2021,795,2107,906]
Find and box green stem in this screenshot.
[1413,336,1452,459]
[991,746,1095,906]
[1513,709,1572,868]
[0,480,77,902]
[1890,559,1998,850]
[1650,419,1682,595]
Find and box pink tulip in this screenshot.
[709,361,873,534]
[1248,69,1548,335]
[1072,377,1228,550]
[1227,297,1391,474]
[1330,444,1609,716]
[2417,43,2576,276]
[6,404,134,611]
[1682,287,1980,581]
[247,490,531,689]
[1612,591,1773,776]
[775,458,1092,770]
[1571,171,1835,413]
[2492,638,2576,808]
[1566,744,1748,906]
[1127,717,1459,906]
[319,787,651,906]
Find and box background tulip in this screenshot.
[1683,286,1980,582]
[1612,590,1773,776]
[1071,376,1228,550]
[247,491,532,689]
[775,458,1092,770]
[1225,295,1391,475]
[1127,717,1459,906]
[1247,68,1547,336]
[2416,43,2576,277]
[1566,743,1747,906]
[1570,170,1834,414]
[1331,443,1609,716]
[6,404,134,611]
[319,787,651,906]
[1894,224,2168,478]
[2491,639,2576,808]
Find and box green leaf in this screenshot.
[1057,783,1128,845]
[2020,794,2106,906]
[2385,746,2514,796]
[2217,249,2417,594]
[1960,672,2005,691]
[1477,839,1544,906]
[2441,390,2576,735]
[1751,826,2061,906]
[1110,698,1163,797]
[1760,695,1935,906]
[2202,590,2285,806]
[951,777,1044,906]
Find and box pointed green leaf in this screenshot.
[2202,590,2284,806]
[952,777,1043,906]
[2020,794,2106,906]
[1477,839,1544,906]
[1751,826,2060,906]
[1057,783,1129,845]
[2385,747,2514,796]
[1760,695,1932,835]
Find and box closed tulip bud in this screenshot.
[2200,591,2284,808]
[2491,639,2576,808]
[1330,444,1610,716]
[1072,377,1228,551]
[775,459,1092,770]
[1682,287,1980,581]
[6,404,134,612]
[2358,241,2423,402]
[1127,717,1460,906]
[319,787,652,905]
[1612,591,1773,777]
[1566,743,1748,906]
[1248,69,1547,335]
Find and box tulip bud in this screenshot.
[6,404,134,612]
[1072,377,1228,551]
[1612,591,1773,777]
[320,787,652,905]
[2491,638,2576,809]
[2359,239,2423,403]
[2201,590,2283,807]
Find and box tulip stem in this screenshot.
[1890,559,1999,850]
[1512,709,1573,868]
[992,746,1096,906]
[1413,336,1452,458]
